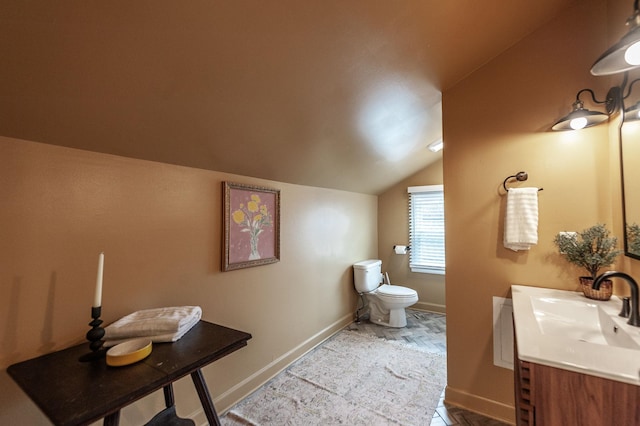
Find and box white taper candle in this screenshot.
[93,252,104,308]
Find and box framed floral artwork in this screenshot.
[223,181,280,271]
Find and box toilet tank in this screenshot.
[353,259,383,293]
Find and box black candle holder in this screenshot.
[79,306,106,362]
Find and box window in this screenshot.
[408,185,445,274]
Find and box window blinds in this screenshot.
[408,185,445,274]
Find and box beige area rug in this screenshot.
[221,330,447,425]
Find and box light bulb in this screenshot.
[625,41,640,65]
[570,117,587,130]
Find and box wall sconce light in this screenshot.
[551,88,617,131]
[427,138,443,152]
[554,1,640,130]
[591,0,640,76]
[552,75,640,131]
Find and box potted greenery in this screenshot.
[553,224,622,300]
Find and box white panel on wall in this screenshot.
[492,296,514,370]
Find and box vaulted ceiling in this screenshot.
[0,1,576,194]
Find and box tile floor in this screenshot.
[347,309,510,426]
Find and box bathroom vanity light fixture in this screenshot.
[551,73,640,130]
[551,88,615,131]
[552,75,640,131]
[554,2,640,131]
[591,0,640,76]
[427,138,443,152]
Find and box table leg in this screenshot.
[103,410,120,426]
[163,384,175,408]
[190,369,221,426]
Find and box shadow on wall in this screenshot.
[2,273,60,368]
[384,249,409,282]
[2,278,21,366]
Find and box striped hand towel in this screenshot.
[504,188,539,251]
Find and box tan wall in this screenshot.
[0,136,377,425]
[441,0,620,422]
[377,158,445,313]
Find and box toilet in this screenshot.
[353,259,418,328]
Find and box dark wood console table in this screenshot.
[7,321,252,426]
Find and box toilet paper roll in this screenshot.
[394,245,407,255]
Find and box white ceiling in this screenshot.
[0,0,576,194]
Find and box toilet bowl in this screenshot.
[353,259,418,328]
[364,285,419,327]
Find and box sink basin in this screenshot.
[530,295,639,349]
[512,285,640,385]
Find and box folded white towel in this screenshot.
[104,329,196,347]
[504,187,539,252]
[104,306,202,346]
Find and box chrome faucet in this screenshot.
[593,272,640,327]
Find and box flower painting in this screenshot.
[232,194,272,260]
[223,182,280,271]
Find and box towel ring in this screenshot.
[502,171,543,192]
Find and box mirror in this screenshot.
[621,116,640,259]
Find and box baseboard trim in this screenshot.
[444,385,515,425]
[413,301,446,314]
[188,313,354,425]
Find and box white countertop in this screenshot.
[512,284,640,386]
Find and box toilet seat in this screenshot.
[377,285,417,299]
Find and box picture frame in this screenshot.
[222,181,280,271]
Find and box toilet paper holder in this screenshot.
[393,245,410,255]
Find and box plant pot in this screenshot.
[579,276,613,301]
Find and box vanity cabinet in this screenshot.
[514,347,640,425]
[512,285,640,425]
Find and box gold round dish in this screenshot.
[106,338,152,367]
